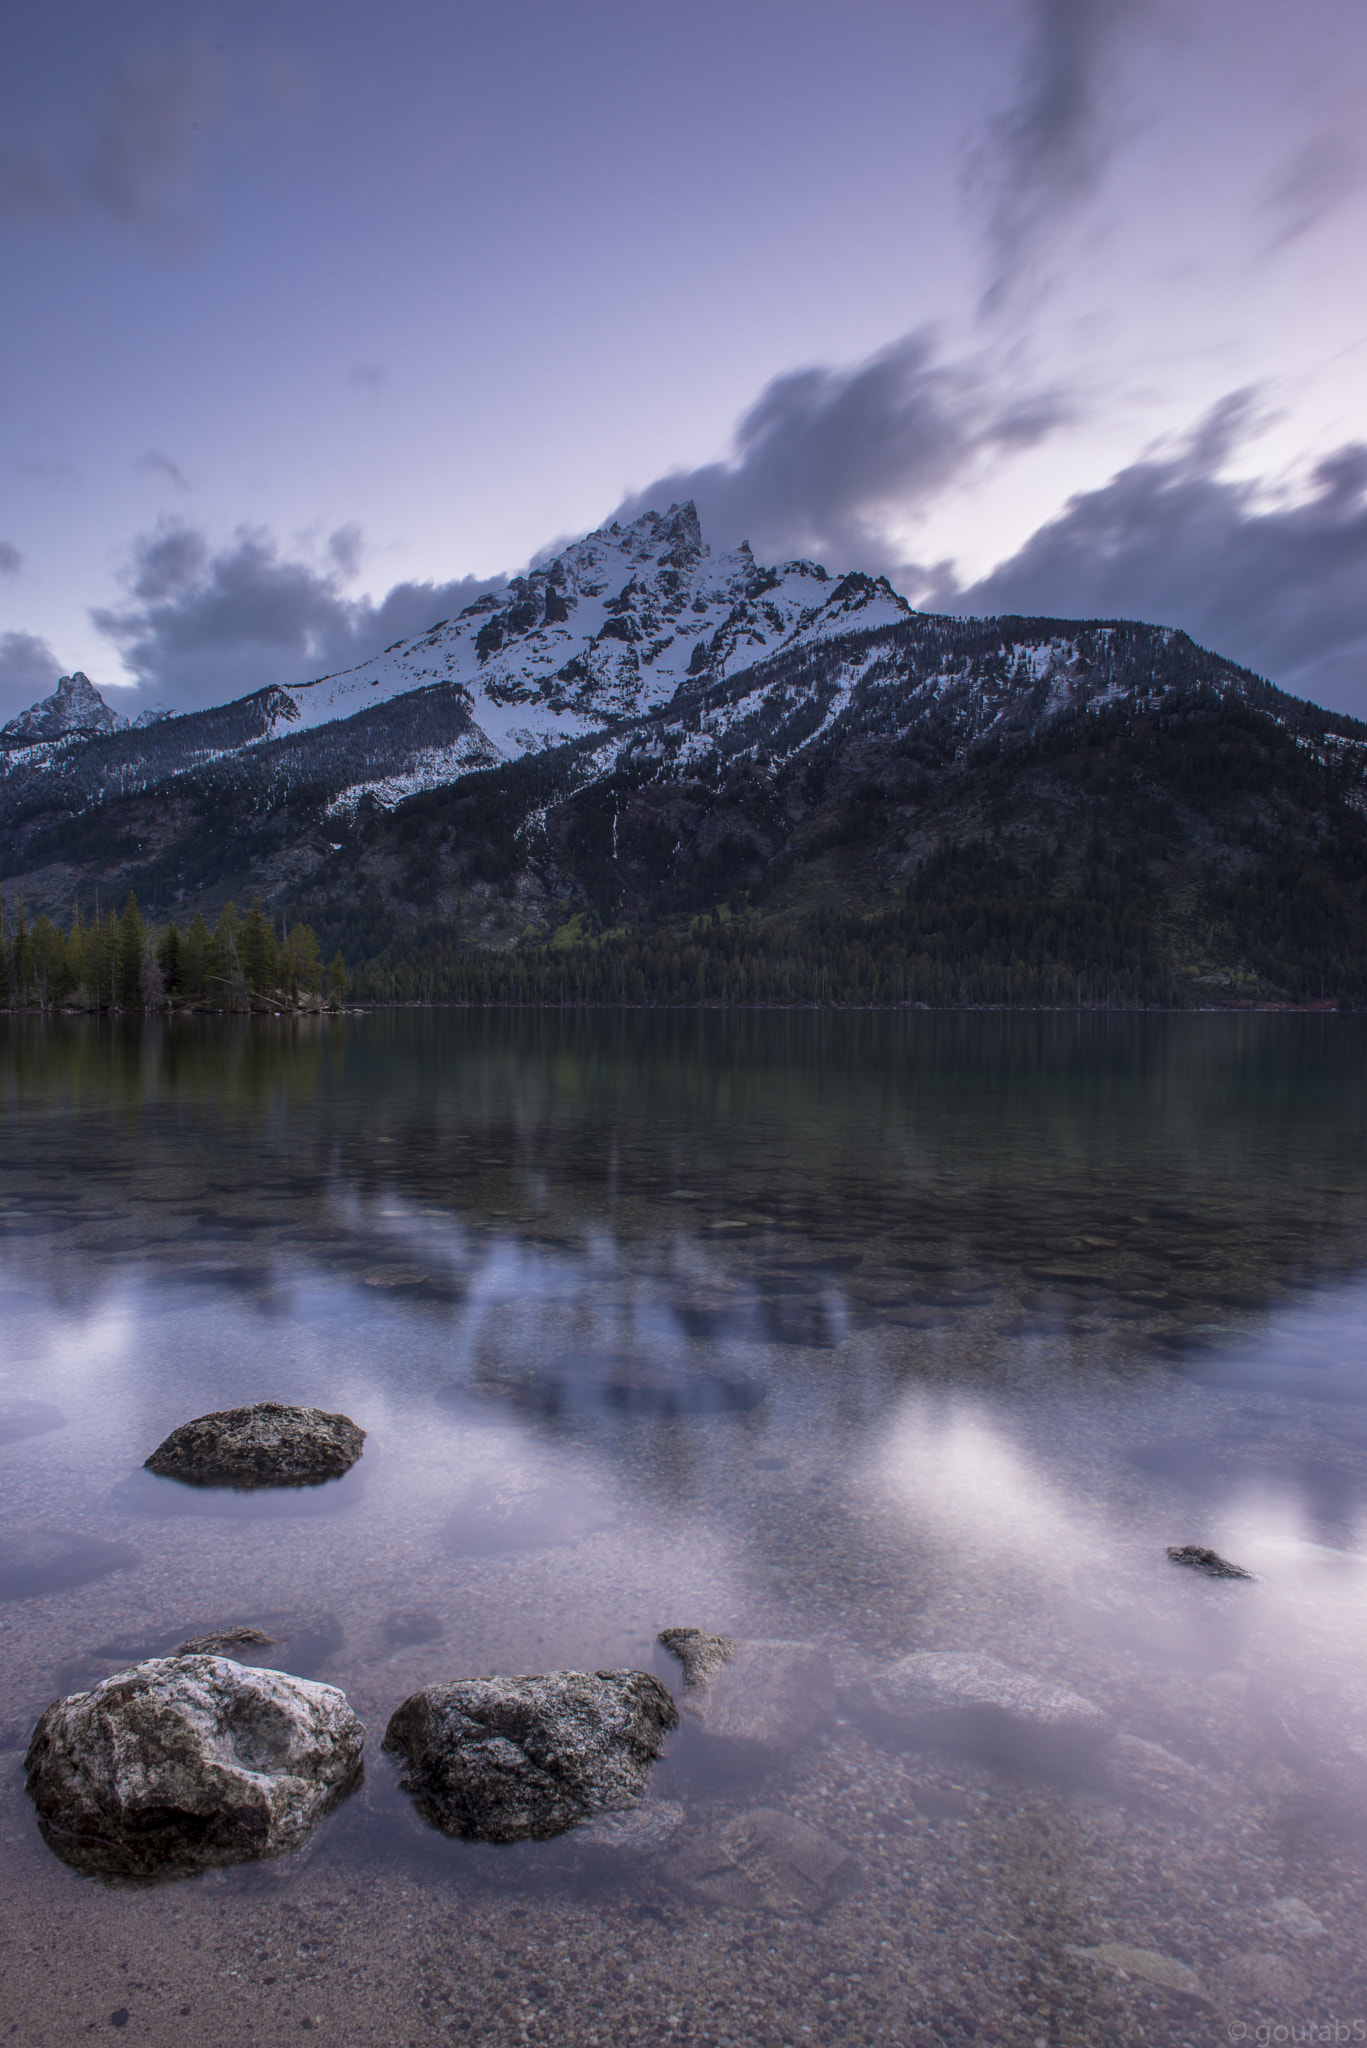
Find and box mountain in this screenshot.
[0,671,127,745]
[3,502,1367,1005]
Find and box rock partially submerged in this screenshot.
[865,1651,1113,1756]
[1165,1544,1253,1580]
[658,1627,835,1758]
[24,1655,364,1883]
[382,1669,678,1844]
[668,1808,860,1914]
[144,1403,365,1489]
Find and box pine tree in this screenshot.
[181,911,211,1000]
[0,899,10,1009]
[158,921,182,998]
[11,898,34,1002]
[211,903,241,1005]
[238,899,279,1001]
[284,922,322,999]
[115,893,146,1007]
[326,951,348,1009]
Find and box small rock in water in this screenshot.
[1209,1951,1310,2008]
[658,1627,836,1757]
[1070,1943,1209,2002]
[174,1625,278,1656]
[381,1669,678,1844]
[24,1654,364,1883]
[572,1799,685,1857]
[865,1651,1113,1754]
[668,1807,860,1914]
[144,1403,365,1489]
[1165,1544,1254,1580]
[1267,1895,1326,1940]
[1103,1732,1220,1814]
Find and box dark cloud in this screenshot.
[0,543,22,575]
[0,631,61,721]
[0,47,209,243]
[613,330,1066,570]
[933,396,1367,716]
[971,0,1149,313]
[137,449,191,491]
[1261,132,1366,251]
[92,520,504,710]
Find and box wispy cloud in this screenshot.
[1261,131,1366,251]
[92,520,504,709]
[613,330,1067,571]
[137,449,191,491]
[935,395,1367,715]
[0,46,212,247]
[971,0,1150,314]
[0,543,22,576]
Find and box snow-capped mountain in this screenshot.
[4,497,1367,983]
[0,672,125,746]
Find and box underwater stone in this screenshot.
[381,1669,678,1844]
[144,1403,365,1488]
[668,1807,860,1913]
[867,1650,1113,1751]
[659,1627,836,1756]
[24,1654,364,1883]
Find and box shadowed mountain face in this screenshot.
[3,504,1367,1003]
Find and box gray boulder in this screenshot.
[658,1627,836,1758]
[24,1655,364,1883]
[866,1651,1113,1754]
[144,1403,365,1488]
[668,1807,859,1913]
[381,1669,678,1844]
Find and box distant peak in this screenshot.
[0,671,126,747]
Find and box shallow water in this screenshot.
[2,1011,1366,2046]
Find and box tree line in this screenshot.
[0,893,348,1012]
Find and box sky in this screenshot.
[2,0,1367,721]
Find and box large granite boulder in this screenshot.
[865,1651,1113,1756]
[658,1627,835,1759]
[144,1403,365,1488]
[24,1655,364,1882]
[382,1669,678,1844]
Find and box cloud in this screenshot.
[0,543,21,575]
[137,449,191,491]
[934,395,1367,716]
[350,362,386,398]
[1261,132,1366,251]
[0,47,210,243]
[92,520,505,710]
[612,330,1066,571]
[0,631,61,722]
[971,0,1149,313]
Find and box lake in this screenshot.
[2,1011,1366,2045]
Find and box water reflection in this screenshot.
[2,1013,1366,2037]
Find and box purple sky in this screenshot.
[3,0,1366,718]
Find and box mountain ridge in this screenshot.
[3,502,1367,1007]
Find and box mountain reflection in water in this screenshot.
[1,1011,1365,2043]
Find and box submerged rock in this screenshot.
[144,1403,365,1489]
[1069,1943,1209,2002]
[572,1798,685,1858]
[658,1627,836,1758]
[174,1626,278,1657]
[1103,1732,1221,1814]
[1165,1544,1254,1580]
[24,1654,364,1883]
[381,1669,678,1844]
[866,1650,1113,1754]
[668,1807,860,1914]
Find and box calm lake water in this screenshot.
[2,1011,1366,2046]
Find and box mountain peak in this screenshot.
[0,672,125,748]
